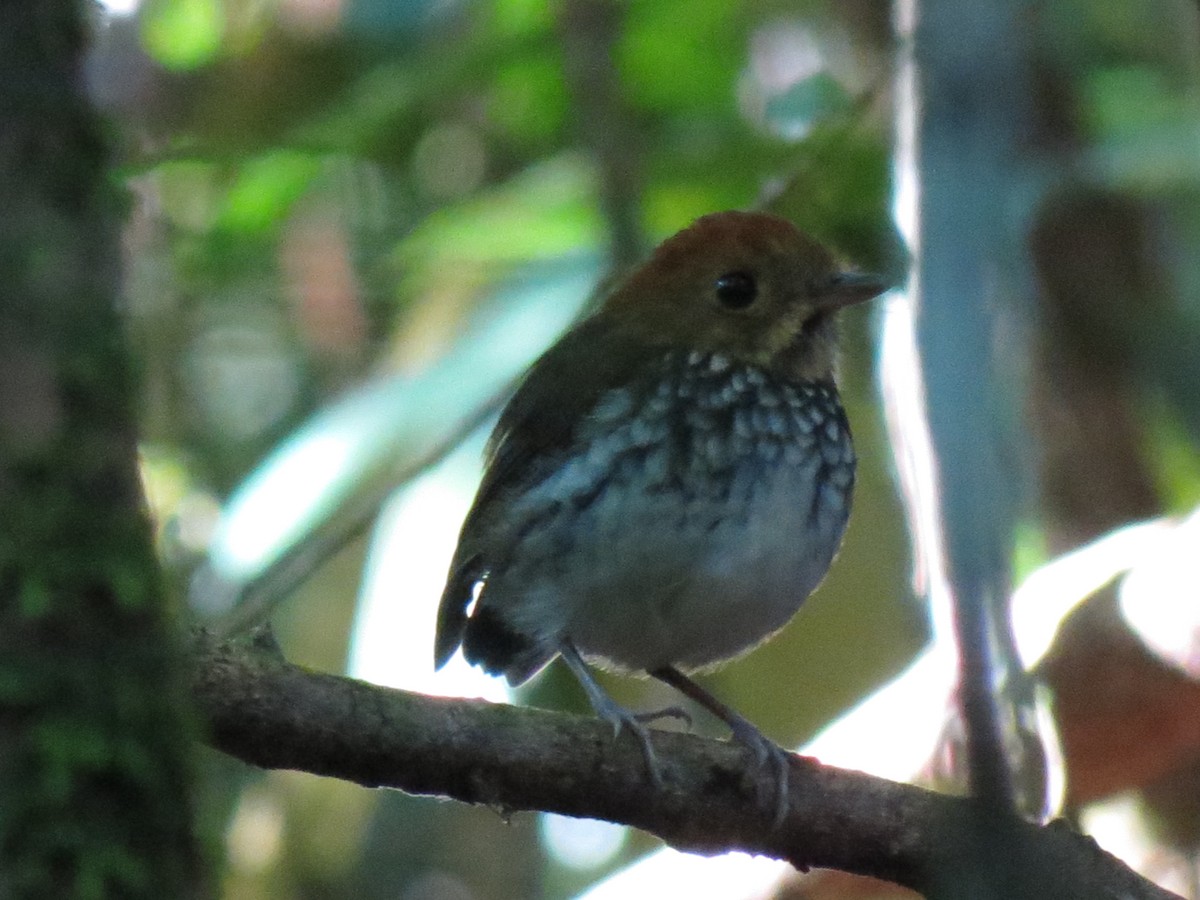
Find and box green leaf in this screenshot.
[395,156,602,273]
[141,0,224,71]
[217,152,323,234]
[619,0,743,111]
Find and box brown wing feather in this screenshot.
[433,315,661,670]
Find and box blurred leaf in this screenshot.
[642,180,753,236]
[1150,408,1200,510]
[619,0,744,111]
[764,72,853,139]
[488,55,570,148]
[217,151,323,234]
[141,0,224,71]
[294,61,422,155]
[153,160,224,232]
[1084,66,1183,137]
[491,0,553,37]
[1012,520,1049,586]
[394,156,601,275]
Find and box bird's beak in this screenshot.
[813,271,889,311]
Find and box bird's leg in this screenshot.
[651,665,792,829]
[559,642,691,786]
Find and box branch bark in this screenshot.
[192,630,1179,900]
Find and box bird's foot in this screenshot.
[615,704,692,785]
[727,717,792,831]
[594,700,669,787]
[559,642,684,787]
[650,665,792,829]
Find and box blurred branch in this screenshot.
[909,0,1038,821]
[557,0,647,273]
[192,630,1179,900]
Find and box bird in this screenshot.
[434,210,885,824]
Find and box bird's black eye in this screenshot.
[715,271,757,309]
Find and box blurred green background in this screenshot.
[89,0,1200,896]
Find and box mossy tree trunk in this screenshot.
[0,2,207,897]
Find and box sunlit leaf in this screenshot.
[489,55,569,147]
[491,0,552,36]
[395,156,602,274]
[217,152,323,234]
[1150,410,1200,510]
[619,0,743,111]
[140,0,224,71]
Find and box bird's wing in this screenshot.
[433,315,663,670]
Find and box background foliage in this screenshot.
[81,0,1200,897]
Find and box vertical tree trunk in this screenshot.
[0,2,207,897]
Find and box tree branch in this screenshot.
[191,630,1178,899]
[557,0,646,273]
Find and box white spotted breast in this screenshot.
[474,349,856,674]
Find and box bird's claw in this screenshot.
[558,644,680,787]
[728,719,792,830]
[606,704,692,787]
[605,708,667,787]
[648,664,791,825]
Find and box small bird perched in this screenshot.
[435,211,884,823]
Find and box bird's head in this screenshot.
[603,211,886,380]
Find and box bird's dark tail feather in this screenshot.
[463,604,555,686]
[434,555,483,669]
